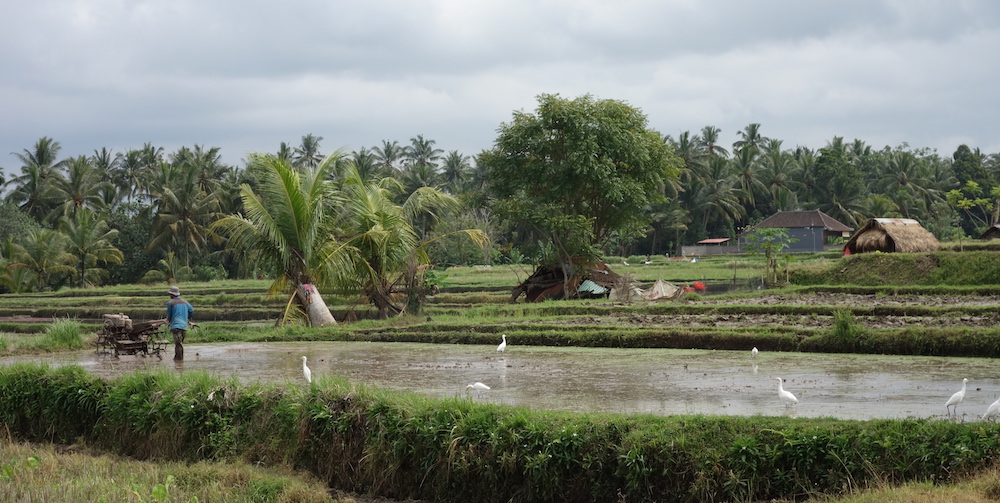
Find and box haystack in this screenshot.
[511,262,624,302]
[844,218,938,254]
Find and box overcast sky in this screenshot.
[2,0,999,170]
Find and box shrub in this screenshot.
[41,319,86,351]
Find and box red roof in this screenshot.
[697,238,730,244]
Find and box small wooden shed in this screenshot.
[844,218,939,254]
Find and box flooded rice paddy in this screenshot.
[5,342,1000,421]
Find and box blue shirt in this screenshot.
[166,297,194,330]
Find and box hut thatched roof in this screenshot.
[979,224,1000,240]
[844,218,939,254]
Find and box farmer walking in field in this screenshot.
[166,285,194,361]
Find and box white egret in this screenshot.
[983,397,1000,421]
[301,356,312,384]
[751,347,758,358]
[497,334,507,353]
[946,378,969,416]
[466,382,490,394]
[775,377,798,407]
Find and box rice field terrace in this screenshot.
[0,251,999,358]
[4,251,1000,503]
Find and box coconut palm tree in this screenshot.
[146,161,221,268]
[759,139,802,212]
[373,140,406,176]
[699,126,729,158]
[337,147,383,184]
[6,136,67,222]
[732,123,765,153]
[212,152,346,326]
[47,155,111,223]
[331,162,487,318]
[293,134,324,169]
[730,145,765,210]
[59,208,123,287]
[405,134,443,170]
[7,228,76,291]
[441,150,471,194]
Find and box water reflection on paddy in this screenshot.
[5,341,998,421]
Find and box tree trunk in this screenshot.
[296,283,337,327]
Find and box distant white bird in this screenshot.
[946,378,969,416]
[983,397,1000,421]
[751,347,758,358]
[301,356,312,384]
[497,334,507,353]
[622,260,629,266]
[775,377,798,407]
[466,382,490,394]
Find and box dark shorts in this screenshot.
[170,328,186,342]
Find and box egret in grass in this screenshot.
[751,347,758,358]
[497,334,507,353]
[775,377,798,407]
[983,397,1000,421]
[946,378,969,416]
[301,356,312,384]
[466,382,490,395]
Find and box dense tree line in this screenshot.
[2,106,998,297]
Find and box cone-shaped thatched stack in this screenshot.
[844,218,938,254]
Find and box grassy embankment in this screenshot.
[6,362,1000,503]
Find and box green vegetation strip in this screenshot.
[3,363,1000,503]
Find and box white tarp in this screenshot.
[608,279,683,301]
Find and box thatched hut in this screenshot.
[978,224,1000,240]
[844,218,939,254]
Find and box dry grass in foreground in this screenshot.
[0,435,337,503]
[799,464,1000,503]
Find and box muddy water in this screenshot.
[5,342,1000,421]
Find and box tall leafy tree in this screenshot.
[47,155,110,223]
[332,163,487,317]
[59,208,123,287]
[293,134,324,169]
[699,125,729,158]
[759,139,802,212]
[338,147,383,184]
[6,136,67,221]
[7,228,76,291]
[441,150,471,194]
[730,145,765,210]
[212,152,346,326]
[813,142,865,226]
[147,161,221,267]
[732,123,765,153]
[373,140,406,176]
[480,93,682,272]
[112,148,146,204]
[405,134,443,170]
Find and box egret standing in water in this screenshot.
[775,377,798,407]
[983,397,1000,421]
[466,382,490,397]
[751,347,758,358]
[301,356,312,384]
[497,334,507,353]
[946,378,969,416]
